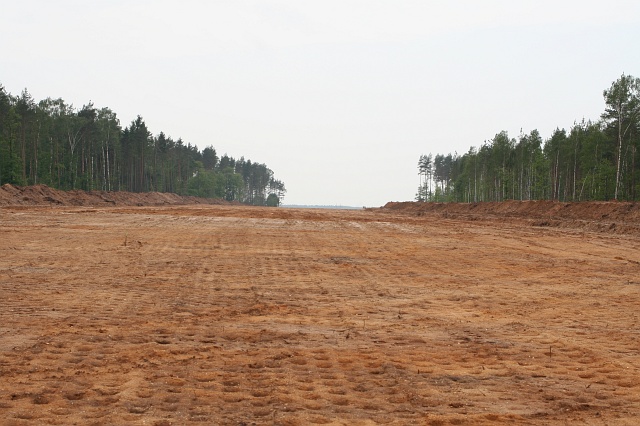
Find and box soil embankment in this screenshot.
[0,184,230,207]
[381,200,640,234]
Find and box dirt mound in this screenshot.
[0,184,230,207]
[382,200,640,234]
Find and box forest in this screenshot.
[417,74,640,203]
[0,85,286,206]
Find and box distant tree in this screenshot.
[0,82,284,203]
[219,154,235,171]
[602,73,640,200]
[266,193,280,207]
[0,86,21,184]
[187,162,220,198]
[415,75,640,203]
[221,167,244,201]
[96,107,120,191]
[416,154,432,201]
[268,178,286,205]
[14,89,38,184]
[202,146,218,170]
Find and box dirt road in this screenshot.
[1,204,639,425]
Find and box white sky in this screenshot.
[2,1,639,206]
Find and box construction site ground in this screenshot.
[1,191,640,425]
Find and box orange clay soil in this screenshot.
[1,203,640,425]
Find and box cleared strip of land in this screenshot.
[1,204,639,425]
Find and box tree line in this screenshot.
[417,74,640,203]
[0,85,286,206]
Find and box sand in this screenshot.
[1,202,639,425]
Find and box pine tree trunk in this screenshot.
[615,113,623,200]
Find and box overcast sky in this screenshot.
[2,1,640,206]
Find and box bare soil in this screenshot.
[1,194,640,425]
[0,184,232,207]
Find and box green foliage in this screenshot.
[220,167,245,202]
[0,142,23,184]
[202,146,218,170]
[187,168,221,199]
[266,193,280,207]
[602,74,640,200]
[418,74,640,202]
[0,83,285,205]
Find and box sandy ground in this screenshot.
[1,204,639,425]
